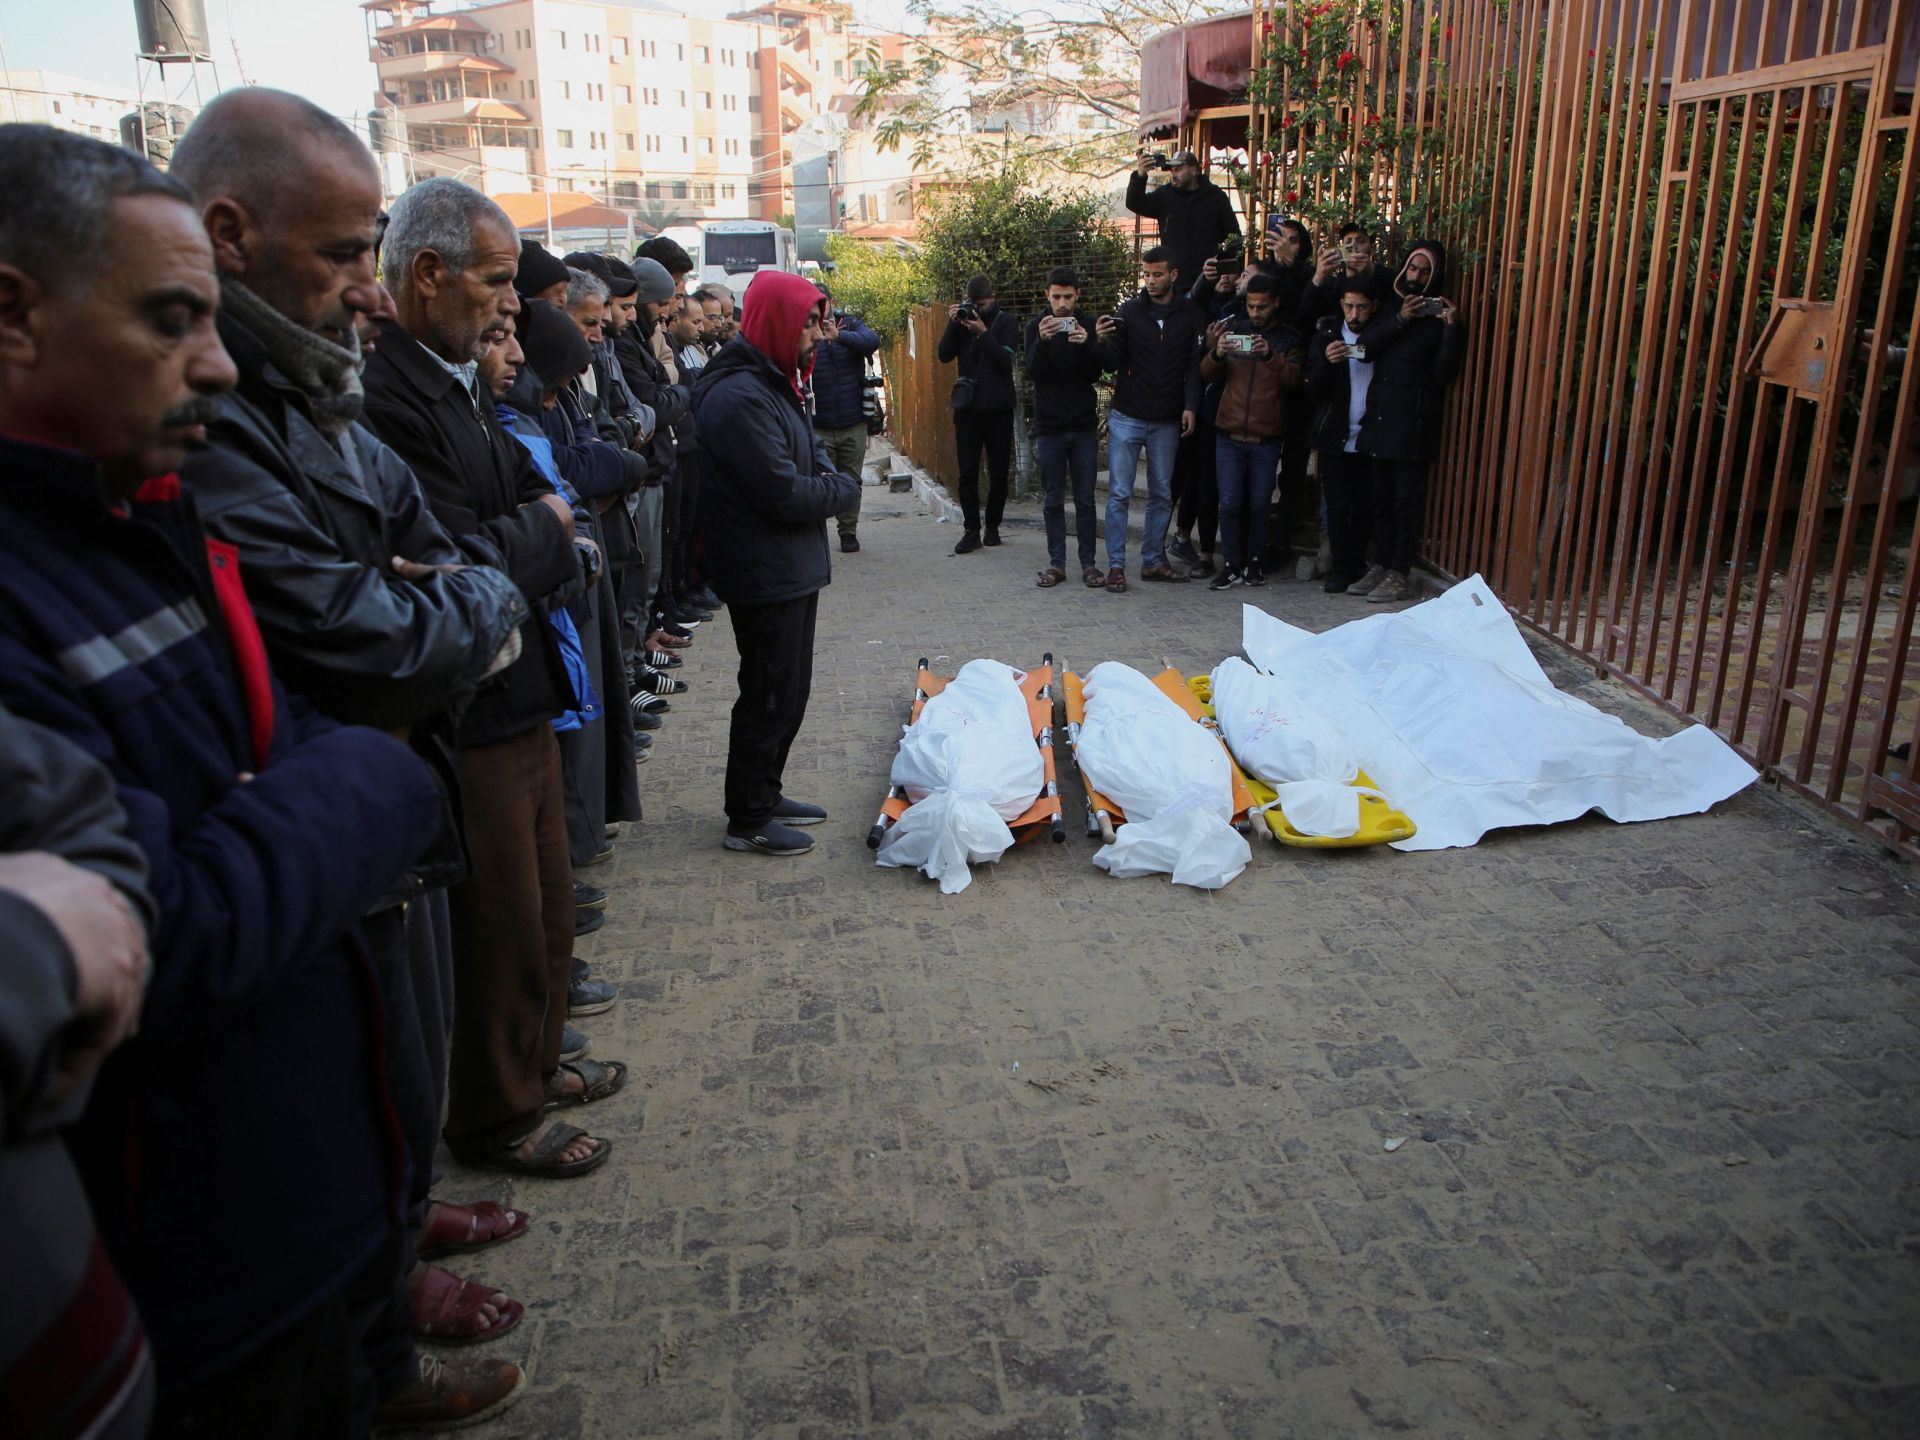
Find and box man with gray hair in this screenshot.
[170,88,529,1429]
[362,178,628,1186]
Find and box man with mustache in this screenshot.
[168,90,530,1428]
[360,178,626,1185]
[0,126,451,1435]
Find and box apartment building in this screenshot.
[0,69,140,143]
[363,0,892,223]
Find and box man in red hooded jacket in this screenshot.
[689,272,860,855]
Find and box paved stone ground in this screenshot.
[427,483,1920,1440]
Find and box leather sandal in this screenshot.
[1082,566,1106,588]
[1139,562,1189,582]
[448,1117,612,1178]
[417,1200,531,1261]
[409,1263,524,1346]
[1035,567,1067,588]
[1104,566,1128,594]
[543,1057,628,1109]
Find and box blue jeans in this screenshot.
[1104,409,1180,569]
[1214,434,1283,571]
[1036,429,1099,570]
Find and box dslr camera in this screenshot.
[1142,152,1171,172]
[952,301,980,324]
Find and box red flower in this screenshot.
[1444,26,1453,40]
[1262,19,1273,32]
[1337,50,1356,70]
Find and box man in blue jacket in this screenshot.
[809,281,881,553]
[691,272,860,856]
[0,127,452,1434]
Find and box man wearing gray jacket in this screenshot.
[0,705,154,1440]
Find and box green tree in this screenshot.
[917,167,1134,323]
[822,233,928,343]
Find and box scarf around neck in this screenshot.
[222,278,364,438]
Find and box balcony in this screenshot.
[390,95,532,125]
[372,50,514,81]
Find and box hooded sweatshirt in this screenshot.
[1354,237,1466,462]
[690,272,860,605]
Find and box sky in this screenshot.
[0,0,917,125]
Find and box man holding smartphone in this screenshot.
[1344,239,1465,603]
[1024,267,1109,587]
[1297,222,1393,331]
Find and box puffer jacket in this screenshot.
[1354,237,1467,462]
[810,315,881,429]
[691,276,860,605]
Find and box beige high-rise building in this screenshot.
[0,70,140,143]
[363,0,890,223]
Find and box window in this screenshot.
[722,94,736,111]
[621,132,635,149]
[527,79,536,98]
[560,81,571,99]
[697,91,712,109]
[678,136,688,153]
[747,95,760,112]
[556,128,574,147]
[615,84,631,103]
[52,100,62,114]
[642,86,660,104]
[833,60,843,77]
[645,181,663,199]
[693,182,714,203]
[675,89,687,105]
[614,36,629,58]
[699,136,713,154]
[670,180,688,199]
[722,183,736,199]
[549,28,566,48]
[645,134,660,152]
[588,132,598,150]
[724,138,739,155]
[675,43,684,59]
[693,45,709,62]
[639,38,656,58]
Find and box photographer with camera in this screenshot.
[938,275,1019,555]
[809,281,882,553]
[1093,246,1204,591]
[1024,266,1109,588]
[1344,239,1465,604]
[1306,280,1381,597]
[1199,272,1306,590]
[1126,149,1241,305]
[1298,222,1393,330]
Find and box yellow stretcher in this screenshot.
[866,655,1067,851]
[1061,667,1259,844]
[1183,674,1417,848]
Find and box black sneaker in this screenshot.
[1167,535,1200,566]
[840,533,860,553]
[631,705,663,731]
[688,586,721,610]
[983,527,1002,547]
[575,908,605,938]
[573,880,607,911]
[560,1023,590,1062]
[954,531,982,555]
[1208,568,1243,591]
[722,820,815,856]
[1243,564,1267,588]
[771,797,827,827]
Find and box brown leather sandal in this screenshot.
[1082,566,1106,588]
[409,1263,525,1346]
[417,1201,531,1261]
[1035,567,1067,588]
[1105,566,1128,594]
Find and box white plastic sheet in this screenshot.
[876,658,1043,893]
[1209,656,1363,838]
[1077,662,1250,889]
[1240,575,1758,850]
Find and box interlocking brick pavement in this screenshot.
[422,483,1920,1439]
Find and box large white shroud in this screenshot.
[876,658,1044,893]
[1240,575,1757,851]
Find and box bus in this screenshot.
[696,220,796,300]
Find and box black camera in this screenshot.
[953,301,979,324]
[1142,153,1171,171]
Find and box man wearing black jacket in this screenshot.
[1347,238,1466,603]
[363,177,623,1181]
[1093,246,1204,591]
[170,93,530,1422]
[1024,267,1107,587]
[1305,281,1381,594]
[691,272,859,856]
[613,257,693,658]
[1297,222,1394,330]
[937,274,1019,554]
[1124,149,1241,300]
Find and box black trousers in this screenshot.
[1370,457,1430,575]
[953,409,1013,534]
[1319,449,1375,586]
[1270,409,1315,560]
[1173,418,1220,554]
[672,452,703,602]
[725,592,819,829]
[153,1284,359,1439]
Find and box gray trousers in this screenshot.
[817,423,867,535]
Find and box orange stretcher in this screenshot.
[1061,667,1258,844]
[865,655,1066,851]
